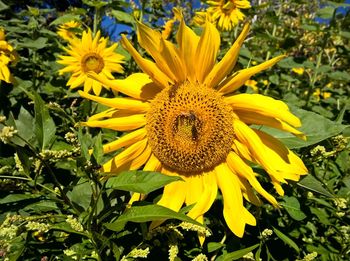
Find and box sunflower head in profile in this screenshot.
[58,29,125,95]
[80,9,307,242]
[195,0,251,31]
[0,28,19,84]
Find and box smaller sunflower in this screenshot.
[195,0,251,31]
[58,29,125,95]
[57,21,81,42]
[0,28,19,84]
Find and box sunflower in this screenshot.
[57,21,81,42]
[80,10,307,240]
[195,0,251,31]
[58,29,125,95]
[0,28,18,84]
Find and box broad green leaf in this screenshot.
[77,128,92,161]
[280,196,306,221]
[310,207,331,225]
[208,242,225,253]
[106,171,182,194]
[49,14,81,26]
[67,179,92,211]
[105,205,201,232]
[18,37,48,49]
[92,132,103,165]
[328,71,350,82]
[23,200,57,213]
[217,244,259,261]
[34,92,56,150]
[0,0,8,11]
[277,57,302,69]
[272,227,300,253]
[257,106,348,149]
[0,194,41,204]
[316,6,335,19]
[297,175,334,197]
[15,107,35,145]
[111,10,135,25]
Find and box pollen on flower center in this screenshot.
[81,53,104,73]
[146,81,235,173]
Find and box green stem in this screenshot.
[93,7,100,36]
[305,51,323,108]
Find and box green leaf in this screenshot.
[297,175,334,197]
[77,128,92,160]
[105,205,202,232]
[0,0,9,11]
[256,105,348,149]
[0,194,41,204]
[105,170,182,194]
[328,71,350,82]
[34,92,56,150]
[217,244,259,261]
[310,207,331,225]
[111,10,135,25]
[208,242,225,253]
[18,37,48,50]
[15,107,35,145]
[50,14,81,26]
[67,179,92,211]
[272,227,300,253]
[316,6,335,19]
[92,132,103,165]
[280,196,306,221]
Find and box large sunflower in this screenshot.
[81,11,307,240]
[195,0,251,31]
[0,28,18,84]
[58,29,125,95]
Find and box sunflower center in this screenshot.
[81,53,104,73]
[146,81,235,173]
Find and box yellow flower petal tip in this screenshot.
[82,11,307,239]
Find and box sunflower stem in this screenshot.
[93,7,100,36]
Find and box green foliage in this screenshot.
[0,0,349,260]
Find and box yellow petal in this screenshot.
[176,13,200,82]
[160,37,186,82]
[204,23,250,88]
[102,138,148,173]
[235,110,306,139]
[226,94,301,127]
[236,176,262,206]
[87,72,161,100]
[121,34,172,88]
[227,152,279,207]
[136,22,177,81]
[219,55,285,94]
[215,163,246,237]
[254,129,308,177]
[231,139,254,162]
[101,128,147,154]
[78,91,150,113]
[82,114,146,131]
[187,172,217,221]
[195,21,220,83]
[150,179,186,230]
[143,154,162,172]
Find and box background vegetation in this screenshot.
[0,0,349,260]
